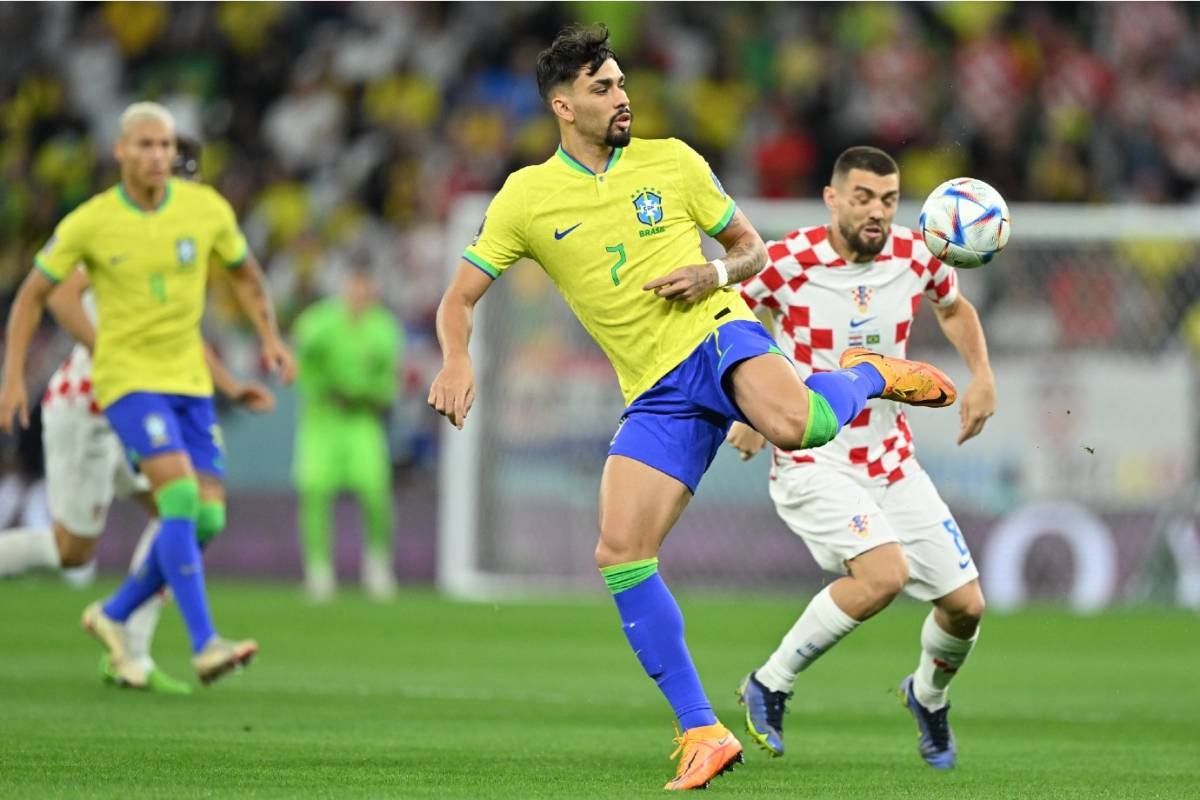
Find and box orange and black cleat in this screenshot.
[839,348,957,408]
[664,722,744,791]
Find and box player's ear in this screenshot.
[550,92,574,124]
[822,184,837,212]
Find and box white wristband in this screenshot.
[711,258,729,287]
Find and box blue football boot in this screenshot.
[899,674,956,769]
[736,672,790,757]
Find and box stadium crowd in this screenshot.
[1,2,1198,356]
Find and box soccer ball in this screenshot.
[918,178,1010,269]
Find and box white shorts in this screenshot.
[769,461,979,602]
[42,401,150,537]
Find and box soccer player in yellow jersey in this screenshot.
[0,102,295,688]
[428,25,958,790]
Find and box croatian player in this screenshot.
[0,102,296,687]
[427,26,957,790]
[730,147,994,769]
[0,137,276,693]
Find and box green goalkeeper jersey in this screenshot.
[294,297,402,425]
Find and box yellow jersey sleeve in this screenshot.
[673,139,737,237]
[461,175,528,279]
[34,207,91,283]
[209,189,249,268]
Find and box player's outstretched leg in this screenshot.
[839,348,957,407]
[901,580,983,769]
[597,456,743,790]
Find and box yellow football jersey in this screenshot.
[35,179,248,407]
[463,137,755,404]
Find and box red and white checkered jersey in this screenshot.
[42,288,101,415]
[740,224,958,485]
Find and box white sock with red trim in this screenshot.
[912,610,978,711]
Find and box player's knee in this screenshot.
[859,559,908,606]
[594,535,652,569]
[949,590,986,628]
[154,477,201,521]
[196,500,226,546]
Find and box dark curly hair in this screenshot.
[535,23,616,104]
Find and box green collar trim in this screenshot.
[556,145,623,176]
[117,179,173,214]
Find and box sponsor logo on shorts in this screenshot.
[143,414,169,447]
[848,514,870,537]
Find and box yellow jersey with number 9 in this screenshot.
[463,137,756,405]
[35,179,248,407]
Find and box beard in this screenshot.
[603,108,632,147]
[840,220,889,258]
[605,127,632,147]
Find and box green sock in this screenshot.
[599,557,659,594]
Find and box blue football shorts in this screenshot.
[607,319,786,493]
[104,392,225,477]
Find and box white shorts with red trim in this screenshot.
[769,460,979,601]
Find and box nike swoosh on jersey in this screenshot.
[958,557,972,569]
[849,317,876,328]
[554,223,582,240]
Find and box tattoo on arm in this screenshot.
[712,211,767,285]
[722,237,765,284]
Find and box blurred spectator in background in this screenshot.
[292,258,403,602]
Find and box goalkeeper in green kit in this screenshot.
[293,264,402,601]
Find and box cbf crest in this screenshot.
[143,413,169,447]
[631,188,664,227]
[851,285,873,313]
[176,236,197,268]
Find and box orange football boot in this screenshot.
[664,722,744,791]
[839,348,957,408]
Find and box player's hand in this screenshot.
[726,421,767,461]
[428,356,475,430]
[643,263,719,303]
[0,376,29,434]
[957,375,996,445]
[260,336,297,384]
[234,382,276,413]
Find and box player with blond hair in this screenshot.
[0,102,295,687]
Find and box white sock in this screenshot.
[913,610,978,711]
[125,521,164,670]
[0,527,61,576]
[756,585,861,693]
[60,559,97,588]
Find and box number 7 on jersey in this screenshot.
[606,243,627,286]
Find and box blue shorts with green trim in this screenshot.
[607,320,785,494]
[105,392,225,477]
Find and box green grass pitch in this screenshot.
[0,578,1195,799]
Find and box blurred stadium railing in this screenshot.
[439,195,1200,609]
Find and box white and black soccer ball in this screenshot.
[919,178,1010,269]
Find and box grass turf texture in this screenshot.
[0,579,1195,799]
